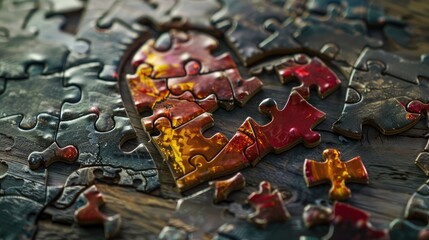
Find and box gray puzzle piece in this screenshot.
[62,62,126,131]
[0,68,80,128]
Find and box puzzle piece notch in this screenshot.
[0,68,80,129]
[276,56,341,99]
[126,63,170,112]
[333,61,425,139]
[167,60,263,109]
[176,129,254,190]
[61,62,126,131]
[355,48,429,85]
[244,91,326,165]
[209,172,246,204]
[132,30,236,79]
[28,142,78,170]
[303,148,369,201]
[247,181,290,228]
[152,113,229,180]
[74,185,122,239]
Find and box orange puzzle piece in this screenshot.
[303,148,369,201]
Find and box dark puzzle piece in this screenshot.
[407,100,429,176]
[0,36,69,79]
[355,48,429,85]
[209,172,246,204]
[0,160,48,239]
[0,113,58,164]
[61,62,127,131]
[303,148,369,201]
[389,180,429,240]
[132,30,236,79]
[276,56,341,99]
[333,59,428,139]
[74,185,122,239]
[211,0,288,66]
[243,91,326,165]
[0,66,80,129]
[28,142,78,170]
[56,114,157,173]
[247,181,290,228]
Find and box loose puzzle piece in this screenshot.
[312,202,387,240]
[243,91,326,165]
[247,181,290,228]
[74,185,122,239]
[276,57,341,99]
[0,67,80,129]
[132,30,236,78]
[209,172,246,204]
[126,63,170,112]
[355,48,429,85]
[152,113,228,180]
[0,35,69,79]
[175,129,254,190]
[211,0,287,66]
[303,148,369,201]
[61,62,126,131]
[302,204,332,228]
[333,60,427,139]
[56,114,157,173]
[28,142,78,170]
[389,180,429,240]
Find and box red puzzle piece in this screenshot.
[408,100,429,116]
[74,185,122,239]
[276,57,341,99]
[247,181,290,228]
[132,30,236,78]
[244,91,326,165]
[209,172,246,204]
[303,148,369,201]
[327,202,388,240]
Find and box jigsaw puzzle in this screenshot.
[0,0,429,239]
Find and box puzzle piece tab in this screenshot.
[247,181,290,228]
[132,30,236,78]
[276,57,341,99]
[209,172,246,204]
[74,185,122,239]
[303,148,369,201]
[244,91,326,165]
[28,142,78,170]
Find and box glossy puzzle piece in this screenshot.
[74,185,122,239]
[152,113,229,180]
[333,60,427,139]
[355,48,429,84]
[389,180,429,240]
[310,202,388,240]
[132,30,236,78]
[303,148,369,201]
[276,57,341,99]
[0,113,58,165]
[62,62,127,131]
[243,91,326,165]
[0,67,80,129]
[211,0,287,65]
[247,181,290,228]
[209,172,246,204]
[0,160,48,239]
[0,35,69,79]
[302,204,332,228]
[175,127,255,190]
[56,114,157,173]
[28,142,78,170]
